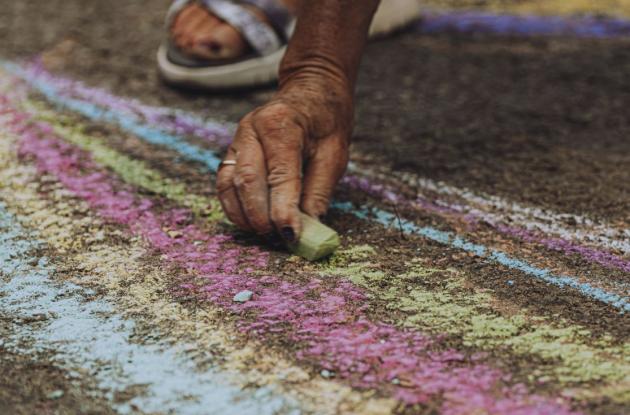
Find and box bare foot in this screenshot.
[170,2,285,60]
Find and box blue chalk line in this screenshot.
[333,202,629,313]
[0,201,298,415]
[3,61,627,313]
[1,62,222,172]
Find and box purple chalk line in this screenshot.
[416,11,630,38]
[10,63,630,277]
[341,175,630,277]
[27,60,235,147]
[1,97,579,415]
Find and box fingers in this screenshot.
[253,104,305,241]
[301,134,349,218]
[232,129,273,234]
[216,146,253,232]
[219,103,341,242]
[217,119,273,235]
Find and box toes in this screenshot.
[172,4,204,38]
[169,3,280,60]
[191,23,248,59]
[171,4,248,60]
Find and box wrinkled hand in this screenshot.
[216,76,352,242]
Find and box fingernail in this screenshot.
[281,227,295,243]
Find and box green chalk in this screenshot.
[289,213,340,261]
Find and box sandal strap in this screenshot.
[165,0,289,56]
[238,0,292,41]
[203,0,282,55]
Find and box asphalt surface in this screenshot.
[1,1,629,414]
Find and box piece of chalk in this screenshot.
[289,213,340,261]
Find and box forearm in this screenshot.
[279,0,381,91]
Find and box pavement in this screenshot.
[0,1,629,414]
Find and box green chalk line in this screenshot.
[319,245,630,402]
[22,100,339,262]
[22,100,224,222]
[20,97,630,402]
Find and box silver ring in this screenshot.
[220,160,237,167]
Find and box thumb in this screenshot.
[301,134,349,218]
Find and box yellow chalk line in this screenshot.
[314,245,630,404]
[0,130,396,415]
[14,95,630,403]
[21,99,224,223]
[421,0,630,19]
[23,97,628,291]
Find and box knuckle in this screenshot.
[308,189,331,203]
[253,104,303,141]
[254,102,294,123]
[216,172,234,194]
[303,192,330,213]
[254,113,285,134]
[233,166,259,190]
[267,165,299,187]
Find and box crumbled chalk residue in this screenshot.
[0,202,298,415]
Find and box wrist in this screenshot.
[280,0,380,90]
[279,53,352,93]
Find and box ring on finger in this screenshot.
[219,159,237,168]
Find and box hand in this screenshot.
[216,74,352,242]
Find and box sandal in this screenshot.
[157,0,421,89]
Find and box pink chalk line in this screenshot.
[0,96,579,415]
[11,62,630,277]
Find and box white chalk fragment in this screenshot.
[233,290,254,303]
